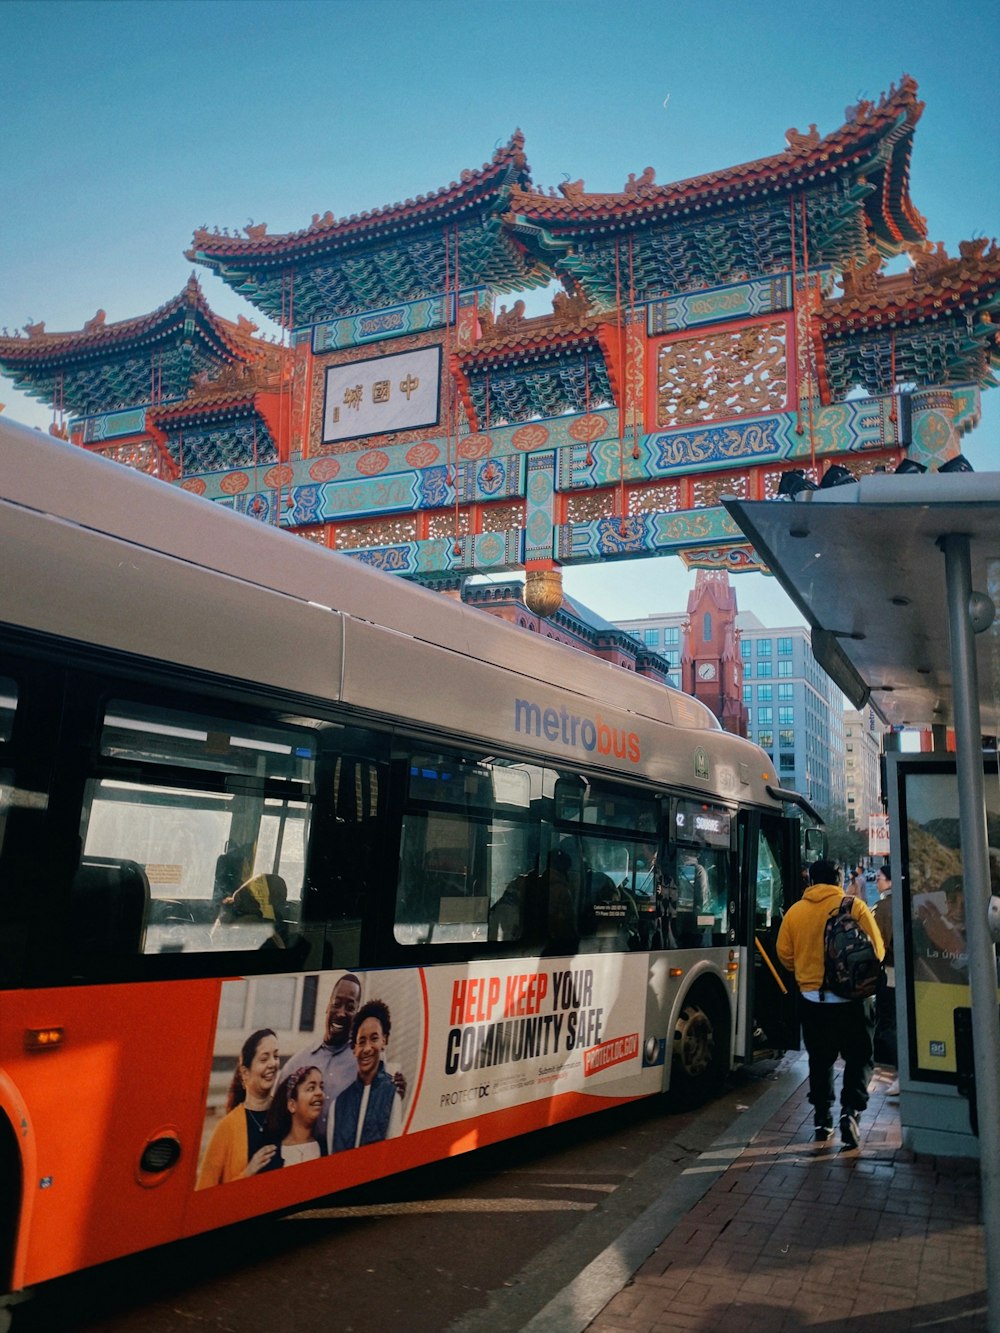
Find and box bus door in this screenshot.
[742,810,800,1058]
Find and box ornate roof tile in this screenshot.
[505,77,925,237]
[186,133,531,264]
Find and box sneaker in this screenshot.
[840,1112,860,1149]
[814,1123,834,1142]
[886,1079,900,1097]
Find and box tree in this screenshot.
[817,807,867,869]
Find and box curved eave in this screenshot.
[186,136,532,271]
[149,395,259,426]
[818,256,1000,335]
[506,80,924,236]
[0,290,250,373]
[461,322,606,370]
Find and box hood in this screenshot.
[802,884,844,904]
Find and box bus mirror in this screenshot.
[804,827,826,861]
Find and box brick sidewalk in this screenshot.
[589,1069,986,1333]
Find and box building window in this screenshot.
[741,640,752,661]
[778,660,792,678]
[757,684,772,702]
[665,649,680,668]
[703,612,712,642]
[779,729,794,748]
[746,708,753,727]
[780,753,795,772]
[778,706,794,727]
[778,637,793,655]
[778,683,793,701]
[757,662,772,678]
[643,628,659,646]
[757,639,772,657]
[664,626,680,646]
[758,730,772,749]
[758,707,773,726]
[743,686,752,704]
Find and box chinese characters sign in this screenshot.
[321,346,442,445]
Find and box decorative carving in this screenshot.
[784,125,820,153]
[23,320,45,338]
[494,299,526,331]
[844,98,874,122]
[551,288,590,324]
[656,321,788,428]
[959,237,991,261]
[558,179,586,203]
[838,252,884,297]
[624,167,656,196]
[905,239,951,281]
[84,309,106,333]
[244,221,268,239]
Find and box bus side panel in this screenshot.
[184,955,666,1234]
[2,980,220,1291]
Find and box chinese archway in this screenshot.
[1,76,997,614]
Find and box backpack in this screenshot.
[821,896,882,1000]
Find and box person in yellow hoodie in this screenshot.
[777,859,884,1149]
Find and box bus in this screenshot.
[0,415,815,1323]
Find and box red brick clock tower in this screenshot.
[682,570,747,736]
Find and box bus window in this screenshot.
[664,799,734,949]
[553,777,663,952]
[755,827,785,928]
[73,700,316,963]
[394,751,543,946]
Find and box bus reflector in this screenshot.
[139,1135,182,1176]
[24,1027,63,1052]
[668,967,684,978]
[726,961,739,973]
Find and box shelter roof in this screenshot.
[723,473,1000,733]
[505,77,925,254]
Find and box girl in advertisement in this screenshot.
[263,1065,327,1169]
[196,1028,280,1188]
[328,1000,403,1152]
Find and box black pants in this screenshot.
[874,984,898,1067]
[799,995,875,1120]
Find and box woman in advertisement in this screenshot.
[263,1065,326,1170]
[196,1028,280,1188]
[329,1000,403,1152]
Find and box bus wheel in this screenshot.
[668,984,730,1108]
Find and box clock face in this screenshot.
[697,662,717,681]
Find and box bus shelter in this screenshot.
[723,470,1000,1328]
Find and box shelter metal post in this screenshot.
[941,533,1000,1333]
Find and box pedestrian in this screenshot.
[777,859,885,1148]
[872,862,898,1094]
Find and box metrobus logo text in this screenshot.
[514,699,640,763]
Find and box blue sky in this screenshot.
[3,0,998,626]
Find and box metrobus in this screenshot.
[0,415,816,1323]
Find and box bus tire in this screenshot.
[668,982,731,1108]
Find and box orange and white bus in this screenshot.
[0,415,813,1324]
